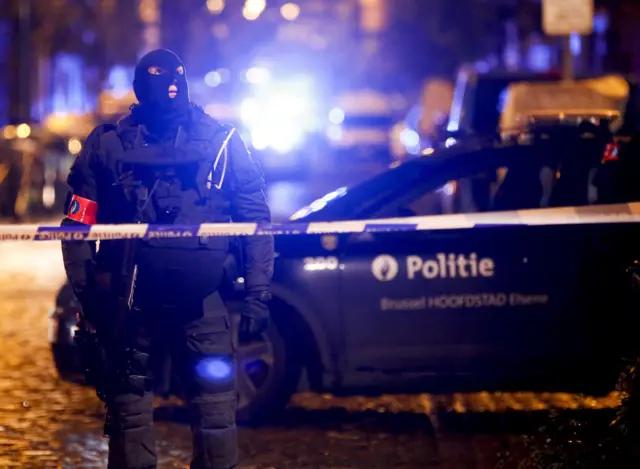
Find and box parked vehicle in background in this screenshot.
[440,68,563,149]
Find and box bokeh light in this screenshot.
[245,67,271,85]
[327,125,343,141]
[16,123,31,139]
[329,108,345,125]
[3,125,16,139]
[242,0,266,20]
[204,71,222,87]
[280,3,300,21]
[206,0,225,14]
[68,138,82,155]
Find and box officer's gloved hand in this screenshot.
[239,292,269,342]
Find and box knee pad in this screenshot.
[183,314,235,394]
[192,354,235,394]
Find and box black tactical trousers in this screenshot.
[105,291,238,469]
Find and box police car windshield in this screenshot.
[289,158,442,222]
[289,142,563,222]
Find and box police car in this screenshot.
[49,115,640,421]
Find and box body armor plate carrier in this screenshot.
[100,123,236,251]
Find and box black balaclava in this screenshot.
[132,49,190,135]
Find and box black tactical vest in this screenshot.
[99,122,236,252]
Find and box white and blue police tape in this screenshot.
[1,202,640,242]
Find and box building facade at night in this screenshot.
[0,0,639,126]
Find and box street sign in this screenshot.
[543,0,594,36]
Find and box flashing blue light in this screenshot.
[196,358,233,381]
[239,75,317,152]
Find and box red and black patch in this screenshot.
[601,143,620,164]
[66,194,98,225]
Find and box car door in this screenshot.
[338,144,590,384]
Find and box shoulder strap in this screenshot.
[206,127,236,190]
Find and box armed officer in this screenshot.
[60,49,274,469]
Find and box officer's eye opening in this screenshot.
[176,66,185,75]
[147,66,165,75]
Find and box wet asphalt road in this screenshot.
[0,236,623,468]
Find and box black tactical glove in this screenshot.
[239,292,270,342]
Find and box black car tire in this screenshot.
[235,318,302,423]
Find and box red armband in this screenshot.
[602,143,620,164]
[66,194,98,225]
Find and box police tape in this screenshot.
[1,202,640,242]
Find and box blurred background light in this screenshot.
[3,125,16,139]
[280,3,300,21]
[570,32,581,56]
[327,125,343,141]
[206,0,225,15]
[329,108,345,125]
[250,128,270,150]
[245,67,271,85]
[68,138,82,155]
[216,68,231,82]
[399,127,420,154]
[211,22,230,39]
[16,123,31,139]
[243,0,266,21]
[204,70,222,87]
[400,128,419,147]
[240,98,259,125]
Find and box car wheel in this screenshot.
[235,320,301,423]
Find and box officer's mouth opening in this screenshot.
[168,84,178,99]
